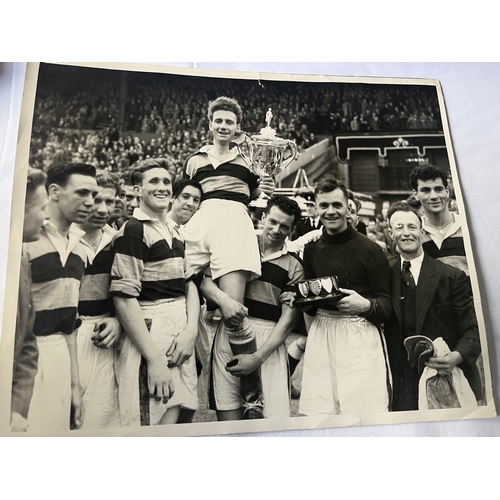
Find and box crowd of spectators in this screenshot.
[29,71,442,180]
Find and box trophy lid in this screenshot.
[251,130,291,146]
[251,108,290,145]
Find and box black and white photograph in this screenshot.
[0,61,496,437]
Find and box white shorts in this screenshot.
[27,334,71,434]
[299,310,391,417]
[183,199,261,281]
[212,317,290,419]
[114,298,198,426]
[77,315,120,429]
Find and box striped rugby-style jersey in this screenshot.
[422,213,469,276]
[25,222,87,337]
[110,208,188,302]
[78,224,116,317]
[244,238,305,323]
[184,145,259,205]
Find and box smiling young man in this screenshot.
[298,176,392,417]
[182,96,275,418]
[168,179,202,227]
[25,162,98,432]
[75,170,122,429]
[110,158,200,426]
[384,202,481,410]
[410,165,468,275]
[201,195,304,420]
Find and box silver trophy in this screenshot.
[238,108,298,199]
[295,276,346,305]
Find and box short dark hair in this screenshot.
[409,164,448,190]
[387,201,422,227]
[130,158,172,186]
[96,170,120,195]
[120,171,133,186]
[264,194,302,227]
[172,178,203,199]
[208,96,243,124]
[26,167,47,202]
[353,198,362,212]
[46,162,96,190]
[405,195,422,211]
[314,176,349,202]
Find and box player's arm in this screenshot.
[286,228,322,254]
[168,280,200,367]
[65,330,83,429]
[226,304,297,377]
[114,296,174,403]
[335,245,391,321]
[200,275,248,327]
[336,288,372,315]
[251,175,275,199]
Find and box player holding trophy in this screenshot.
[183,97,296,419]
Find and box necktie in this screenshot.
[402,260,416,289]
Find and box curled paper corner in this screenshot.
[311,412,362,430]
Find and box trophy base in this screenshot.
[294,292,346,305]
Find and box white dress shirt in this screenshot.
[400,252,424,286]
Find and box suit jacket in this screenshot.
[11,251,39,418]
[292,217,322,240]
[384,253,482,404]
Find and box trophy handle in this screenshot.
[281,141,298,170]
[235,132,252,167]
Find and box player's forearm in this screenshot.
[255,306,297,365]
[200,276,228,307]
[113,296,162,362]
[288,229,322,253]
[64,330,81,388]
[251,187,263,200]
[184,281,200,338]
[363,251,393,324]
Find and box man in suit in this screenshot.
[11,167,49,432]
[384,201,481,411]
[292,191,322,239]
